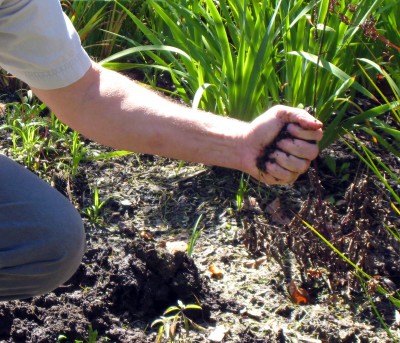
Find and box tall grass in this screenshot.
[99,0,399,154]
[61,0,139,60]
[102,0,292,119]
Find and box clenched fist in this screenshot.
[239,105,323,185]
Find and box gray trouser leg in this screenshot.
[0,155,85,301]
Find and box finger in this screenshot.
[277,138,320,160]
[269,150,310,174]
[265,161,299,184]
[275,105,322,131]
[255,173,284,185]
[287,123,324,142]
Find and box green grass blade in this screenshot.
[99,45,192,65]
[289,51,378,104]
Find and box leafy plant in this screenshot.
[61,0,138,60]
[323,155,350,183]
[82,186,109,224]
[67,130,87,178]
[187,214,203,257]
[0,68,26,93]
[102,0,292,119]
[0,101,54,170]
[299,215,400,341]
[286,0,398,150]
[151,300,205,343]
[359,276,399,343]
[236,173,249,212]
[100,0,399,153]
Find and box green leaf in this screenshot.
[289,51,377,101]
[184,304,202,311]
[100,45,192,65]
[163,306,180,315]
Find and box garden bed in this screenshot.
[0,134,399,342]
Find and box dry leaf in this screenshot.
[243,256,268,269]
[307,268,325,279]
[243,260,255,268]
[165,241,188,254]
[254,256,268,268]
[170,319,178,337]
[140,231,155,241]
[242,196,262,213]
[0,103,5,116]
[288,280,310,305]
[325,294,340,306]
[266,197,291,225]
[209,263,224,279]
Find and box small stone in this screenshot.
[208,325,226,342]
[120,199,132,206]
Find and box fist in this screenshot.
[240,105,323,185]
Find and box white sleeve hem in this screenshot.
[20,46,92,90]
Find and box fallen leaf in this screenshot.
[288,280,310,305]
[242,196,262,213]
[243,260,256,268]
[209,263,224,279]
[266,198,291,225]
[243,256,268,269]
[140,231,155,241]
[254,256,268,268]
[165,241,188,254]
[0,103,5,116]
[307,268,325,279]
[325,294,340,306]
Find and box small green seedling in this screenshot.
[82,187,109,224]
[57,325,101,343]
[187,214,203,257]
[236,173,249,212]
[323,155,350,182]
[151,300,205,343]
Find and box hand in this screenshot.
[240,105,323,185]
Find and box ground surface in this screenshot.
[0,106,400,342]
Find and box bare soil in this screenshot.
[0,109,399,342]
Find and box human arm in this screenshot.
[0,0,322,185]
[32,62,323,185]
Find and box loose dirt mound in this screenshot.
[0,239,234,342]
[0,137,399,342]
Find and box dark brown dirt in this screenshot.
[256,124,292,173]
[0,237,239,342]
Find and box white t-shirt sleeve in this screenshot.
[0,0,92,90]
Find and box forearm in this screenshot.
[33,62,246,171]
[33,61,323,185]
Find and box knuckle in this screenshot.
[300,160,310,173]
[310,145,320,159]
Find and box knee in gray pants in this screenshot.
[0,155,86,301]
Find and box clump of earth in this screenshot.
[0,131,399,342]
[0,238,233,342]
